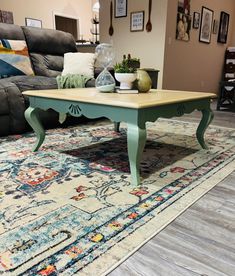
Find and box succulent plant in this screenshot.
[114,54,140,73]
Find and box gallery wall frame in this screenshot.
[217,11,229,44]
[193,12,200,29]
[199,6,213,44]
[176,0,191,42]
[25,17,42,28]
[115,0,127,18]
[176,13,191,41]
[0,10,14,24]
[130,11,144,32]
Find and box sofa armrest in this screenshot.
[0,80,27,135]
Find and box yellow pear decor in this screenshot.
[136,69,152,93]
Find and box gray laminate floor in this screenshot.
[109,102,235,276]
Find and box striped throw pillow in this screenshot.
[0,39,34,78]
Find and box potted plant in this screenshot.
[114,54,140,89]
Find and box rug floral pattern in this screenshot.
[0,119,234,275]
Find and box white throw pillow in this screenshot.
[62,52,96,78]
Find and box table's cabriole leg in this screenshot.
[196,108,214,149]
[127,123,147,185]
[24,107,45,151]
[114,122,120,132]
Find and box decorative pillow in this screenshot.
[62,52,96,78]
[0,39,34,78]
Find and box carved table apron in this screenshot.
[23,88,216,185]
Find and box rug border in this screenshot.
[157,118,235,130]
[83,160,235,276]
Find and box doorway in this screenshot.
[53,12,80,41]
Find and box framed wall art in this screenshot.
[217,12,229,44]
[199,6,213,44]
[130,11,144,32]
[176,0,191,42]
[115,0,127,18]
[25,17,42,28]
[177,0,190,15]
[193,12,200,29]
[0,10,14,24]
[176,13,191,41]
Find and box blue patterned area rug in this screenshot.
[0,119,234,275]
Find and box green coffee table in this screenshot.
[23,88,216,185]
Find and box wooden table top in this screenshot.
[23,88,216,109]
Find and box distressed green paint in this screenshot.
[25,96,214,185]
[196,108,214,149]
[59,113,67,124]
[24,107,45,151]
[127,123,147,186]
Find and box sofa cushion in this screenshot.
[29,53,63,77]
[22,26,78,77]
[86,78,96,87]
[0,23,25,40]
[0,39,34,78]
[6,75,57,92]
[62,52,96,78]
[22,26,77,55]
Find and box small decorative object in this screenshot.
[217,12,229,44]
[193,12,200,29]
[91,15,99,44]
[136,69,152,93]
[25,17,42,28]
[95,43,116,92]
[114,54,140,90]
[115,0,127,18]
[212,19,219,34]
[130,11,145,32]
[199,6,213,44]
[146,0,152,32]
[115,73,137,90]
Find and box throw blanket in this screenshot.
[56,74,92,123]
[56,74,92,89]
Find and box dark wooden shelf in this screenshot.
[217,49,235,110]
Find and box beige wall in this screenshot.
[163,0,235,94]
[0,0,93,41]
[99,0,168,88]
[231,16,235,45]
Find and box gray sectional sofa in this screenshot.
[0,23,98,136]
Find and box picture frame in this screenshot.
[0,10,14,24]
[25,17,42,28]
[193,12,200,29]
[130,11,144,32]
[212,19,219,34]
[217,12,229,44]
[199,6,213,44]
[115,0,127,18]
[176,13,191,42]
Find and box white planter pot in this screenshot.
[114,73,137,89]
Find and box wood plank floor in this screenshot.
[109,101,235,276]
